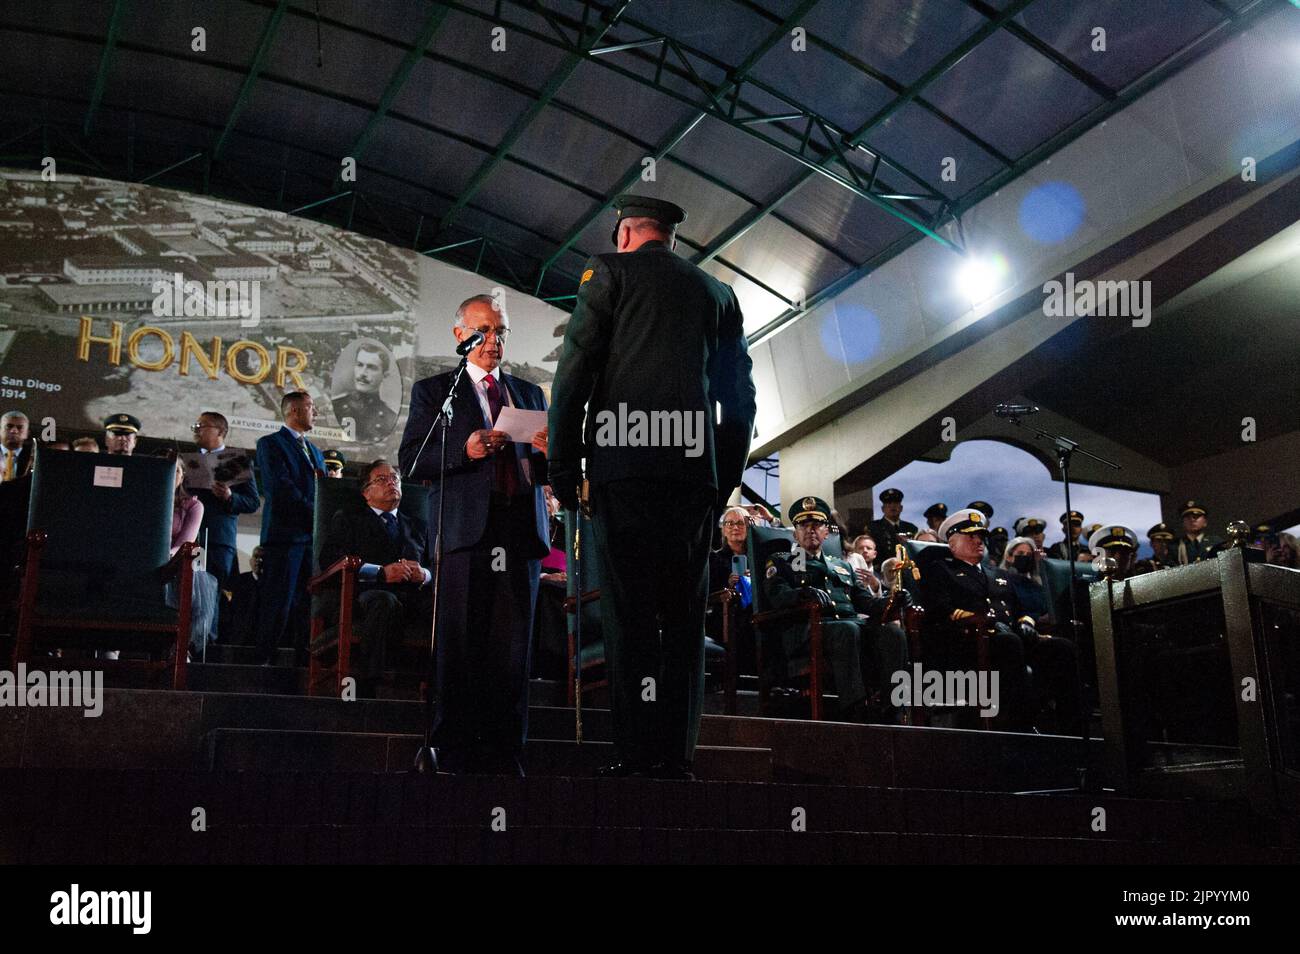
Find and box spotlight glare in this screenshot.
[956,254,1009,306]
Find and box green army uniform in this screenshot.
[762,497,909,721]
[547,195,757,775]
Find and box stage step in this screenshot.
[1,768,1290,865]
[205,728,773,781]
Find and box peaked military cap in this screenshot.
[1059,510,1084,526]
[879,487,904,503]
[789,495,832,524]
[322,450,345,473]
[611,194,687,245]
[940,508,989,539]
[1179,499,1207,517]
[1088,525,1137,551]
[923,502,947,521]
[103,413,141,434]
[1147,522,1175,541]
[966,500,994,520]
[1014,516,1047,536]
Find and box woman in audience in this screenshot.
[1000,535,1052,628]
[708,505,756,672]
[710,506,751,593]
[166,458,219,659]
[1266,532,1299,569]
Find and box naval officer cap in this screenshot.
[104,413,141,434]
[879,487,904,504]
[611,194,687,245]
[1060,510,1084,526]
[939,508,989,540]
[1014,516,1047,536]
[1088,525,1138,552]
[1147,522,1175,541]
[923,502,947,521]
[966,500,994,520]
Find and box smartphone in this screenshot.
[732,555,748,577]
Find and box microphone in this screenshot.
[456,331,484,356]
[994,403,1040,418]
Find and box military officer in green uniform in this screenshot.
[1172,499,1223,565]
[764,495,910,723]
[547,194,757,779]
[866,487,917,566]
[331,339,397,445]
[1144,522,1175,569]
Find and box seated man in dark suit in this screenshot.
[319,459,431,697]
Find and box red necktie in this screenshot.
[482,375,519,496]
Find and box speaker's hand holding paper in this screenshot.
[492,407,548,444]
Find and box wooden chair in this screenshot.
[306,474,430,697]
[11,448,194,689]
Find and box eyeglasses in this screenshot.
[460,322,510,341]
[191,423,218,432]
[721,519,748,529]
[366,473,401,486]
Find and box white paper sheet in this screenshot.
[492,406,547,444]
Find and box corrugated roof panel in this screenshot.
[511,105,651,198]
[924,28,1106,158]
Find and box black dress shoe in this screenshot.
[595,760,652,778]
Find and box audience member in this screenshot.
[224,546,264,645]
[1047,510,1089,562]
[867,488,918,561]
[999,535,1051,627]
[72,437,99,452]
[923,503,947,535]
[1,411,33,482]
[1013,516,1047,550]
[322,450,345,477]
[165,458,219,658]
[318,459,431,698]
[104,413,140,455]
[708,505,756,673]
[254,391,324,665]
[1172,500,1222,565]
[187,411,260,626]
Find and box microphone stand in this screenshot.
[1001,410,1120,794]
[411,353,474,775]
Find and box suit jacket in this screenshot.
[1,440,34,482]
[319,504,430,584]
[256,426,325,545]
[193,452,260,552]
[548,241,757,496]
[398,369,549,557]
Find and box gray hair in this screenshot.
[999,535,1041,582]
[455,293,508,325]
[1,410,28,424]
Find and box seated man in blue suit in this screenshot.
[319,459,431,698]
[398,293,550,777]
[254,391,324,664]
[188,410,260,628]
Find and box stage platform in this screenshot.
[3,681,1297,864]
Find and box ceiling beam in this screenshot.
[83,0,128,136]
[533,0,824,291]
[213,0,289,160]
[437,1,632,235]
[342,3,452,166]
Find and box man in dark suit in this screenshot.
[0,411,36,594]
[254,391,324,664]
[548,194,757,779]
[1,411,34,483]
[398,294,550,776]
[188,410,260,616]
[224,546,263,645]
[319,459,430,697]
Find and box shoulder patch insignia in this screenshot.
[580,268,594,286]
